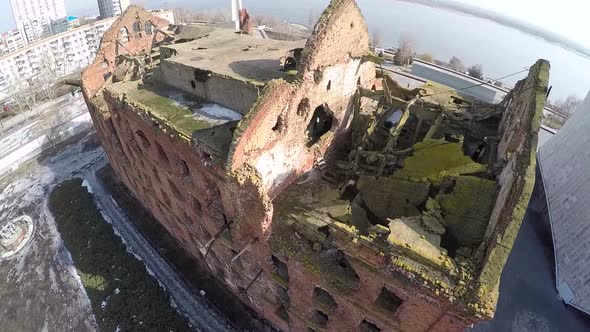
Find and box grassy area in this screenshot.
[97,165,270,331]
[49,178,192,332]
[542,116,563,130]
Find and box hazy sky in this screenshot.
[0,0,587,48]
[452,0,589,47]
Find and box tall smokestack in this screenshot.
[231,0,243,30]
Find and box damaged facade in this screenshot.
[81,2,549,331]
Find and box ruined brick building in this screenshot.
[81,1,550,331]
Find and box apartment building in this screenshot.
[9,0,68,43]
[0,30,26,54]
[49,16,81,35]
[97,0,131,19]
[0,10,174,100]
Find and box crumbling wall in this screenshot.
[228,0,376,199]
[298,0,370,75]
[154,57,261,115]
[82,7,276,326]
[82,3,546,332]
[473,59,549,316]
[81,6,170,99]
[97,87,273,311]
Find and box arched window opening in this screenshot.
[145,21,154,35]
[155,142,169,165]
[306,104,334,145]
[133,21,142,33]
[135,130,150,149]
[119,27,129,43]
[284,57,297,71]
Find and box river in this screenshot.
[130,0,590,101]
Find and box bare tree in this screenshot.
[371,29,383,48]
[8,77,36,113]
[35,51,60,101]
[254,14,279,27]
[550,94,582,118]
[394,33,415,66]
[417,53,434,63]
[41,109,68,151]
[467,64,484,80]
[173,8,230,24]
[449,56,465,72]
[173,8,191,24]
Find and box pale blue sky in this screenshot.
[0,0,587,48]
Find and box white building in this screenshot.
[0,10,175,100]
[9,0,68,44]
[49,16,81,35]
[1,30,26,54]
[97,0,131,19]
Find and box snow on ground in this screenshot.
[0,112,93,177]
[0,128,105,332]
[198,104,243,121]
[82,179,93,194]
[168,91,242,125]
[0,121,37,156]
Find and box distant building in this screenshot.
[539,90,590,316]
[9,0,67,44]
[0,10,174,100]
[0,30,26,54]
[411,58,508,103]
[97,0,130,19]
[50,16,81,35]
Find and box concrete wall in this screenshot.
[154,59,260,115]
[474,60,550,316]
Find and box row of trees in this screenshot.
[372,32,486,80]
[548,95,582,119]
[8,51,64,113]
[173,8,231,25]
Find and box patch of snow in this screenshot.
[101,300,107,309]
[114,287,120,295]
[81,180,93,194]
[170,298,178,309]
[115,325,121,332]
[198,104,242,121]
[167,91,242,125]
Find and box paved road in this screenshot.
[471,175,590,331]
[86,173,236,332]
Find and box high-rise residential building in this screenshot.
[97,0,131,19]
[0,10,174,100]
[49,16,81,35]
[9,0,68,44]
[1,30,26,54]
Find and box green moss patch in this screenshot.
[49,178,191,332]
[436,176,497,246]
[394,139,487,182]
[129,88,213,136]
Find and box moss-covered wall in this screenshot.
[472,59,550,316]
